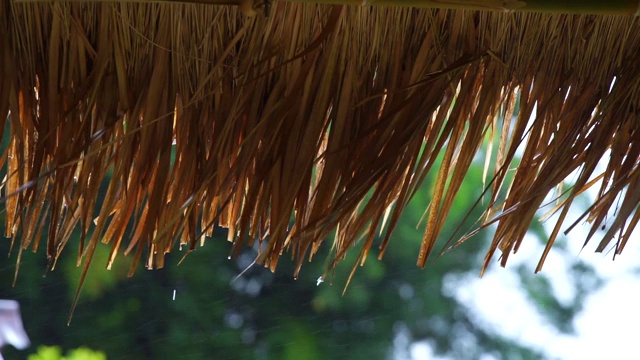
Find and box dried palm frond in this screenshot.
[2,2,640,305]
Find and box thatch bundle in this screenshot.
[2,1,640,298]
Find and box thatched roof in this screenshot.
[2,1,640,304]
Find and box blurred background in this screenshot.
[0,112,634,360]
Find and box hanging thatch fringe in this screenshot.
[2,3,640,290]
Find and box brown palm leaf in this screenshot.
[2,1,640,312]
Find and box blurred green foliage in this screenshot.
[28,346,106,360]
[0,118,599,359]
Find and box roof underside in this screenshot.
[1,3,639,297]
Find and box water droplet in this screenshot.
[172,289,176,301]
[316,277,324,286]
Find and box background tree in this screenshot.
[0,151,599,359]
